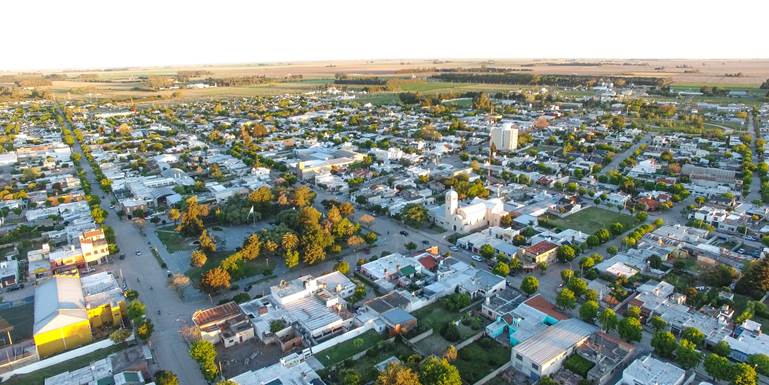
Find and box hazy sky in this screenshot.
[3,0,768,71]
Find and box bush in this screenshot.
[442,323,461,342]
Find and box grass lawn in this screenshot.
[186,250,271,283]
[316,329,384,367]
[3,344,127,385]
[336,340,417,383]
[454,337,511,383]
[352,93,401,105]
[412,302,463,335]
[0,303,34,342]
[663,271,693,291]
[564,354,595,378]
[547,207,639,234]
[155,226,192,253]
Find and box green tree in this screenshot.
[567,278,588,297]
[599,309,617,332]
[341,370,362,385]
[284,249,300,269]
[618,317,642,342]
[479,244,495,259]
[189,340,219,382]
[704,353,731,381]
[557,245,577,263]
[137,319,154,341]
[626,305,641,319]
[747,354,769,376]
[401,204,429,227]
[110,328,131,344]
[560,269,574,284]
[520,276,539,295]
[155,370,180,385]
[651,331,677,358]
[676,339,702,369]
[731,363,757,385]
[579,300,599,322]
[713,340,731,357]
[127,300,146,323]
[682,326,705,347]
[377,363,422,385]
[493,262,510,276]
[556,288,577,310]
[419,356,462,385]
[335,260,350,275]
[650,316,667,332]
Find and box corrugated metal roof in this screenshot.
[34,276,88,335]
[513,318,597,365]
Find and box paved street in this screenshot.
[57,107,208,385]
[599,134,651,176]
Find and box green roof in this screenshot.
[399,265,416,276]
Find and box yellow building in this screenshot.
[33,272,126,358]
[33,276,93,358]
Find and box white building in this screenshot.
[619,355,685,385]
[490,123,519,152]
[511,318,597,380]
[430,190,507,233]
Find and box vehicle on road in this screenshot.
[399,230,409,236]
[421,240,429,245]
[135,250,142,256]
[471,255,483,262]
[449,246,459,252]
[119,254,126,260]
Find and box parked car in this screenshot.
[119,254,126,260]
[135,249,142,256]
[471,255,483,262]
[421,240,429,245]
[449,246,459,252]
[399,230,409,236]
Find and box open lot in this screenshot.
[316,329,384,367]
[453,337,511,384]
[155,226,193,253]
[546,206,639,234]
[0,303,34,342]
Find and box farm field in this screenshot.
[546,207,639,234]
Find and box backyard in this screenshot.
[0,303,34,342]
[412,300,483,341]
[564,353,595,378]
[2,344,127,385]
[316,329,384,367]
[322,339,417,384]
[546,207,639,234]
[453,337,511,383]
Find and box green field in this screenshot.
[186,249,272,283]
[454,337,511,383]
[412,302,463,335]
[155,226,193,253]
[546,207,639,234]
[0,303,34,342]
[316,329,384,367]
[3,344,127,385]
[564,354,595,378]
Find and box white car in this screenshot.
[471,255,483,262]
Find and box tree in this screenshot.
[650,316,667,332]
[560,269,574,284]
[155,371,180,385]
[479,244,495,259]
[579,300,599,321]
[401,204,429,227]
[137,319,154,341]
[713,340,731,357]
[556,288,577,310]
[704,353,731,381]
[521,275,539,295]
[189,340,219,382]
[335,260,350,275]
[567,278,588,297]
[538,376,559,385]
[618,317,642,342]
[748,354,769,376]
[127,300,146,323]
[198,229,216,253]
[444,345,458,362]
[626,305,641,319]
[281,232,299,251]
[293,185,314,207]
[376,363,422,385]
[493,262,510,276]
[682,327,705,347]
[557,245,577,263]
[599,309,617,332]
[240,234,262,261]
[674,338,701,370]
[651,331,677,358]
[342,370,362,385]
[735,257,769,299]
[191,250,207,267]
[284,250,300,269]
[110,328,131,344]
[201,267,231,292]
[177,196,210,235]
[731,363,757,385]
[419,356,461,385]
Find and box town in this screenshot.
[1,62,769,385]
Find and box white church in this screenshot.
[429,189,508,233]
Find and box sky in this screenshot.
[2,0,768,71]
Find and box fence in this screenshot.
[455,330,485,350]
[0,338,116,381]
[407,328,433,344]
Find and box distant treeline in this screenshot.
[205,76,270,87]
[334,78,387,85]
[429,73,671,87]
[0,76,53,87]
[177,70,214,82]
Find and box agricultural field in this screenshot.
[545,207,639,234]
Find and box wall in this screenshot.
[306,321,376,356]
[34,320,93,358]
[473,361,512,385]
[1,337,115,381]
